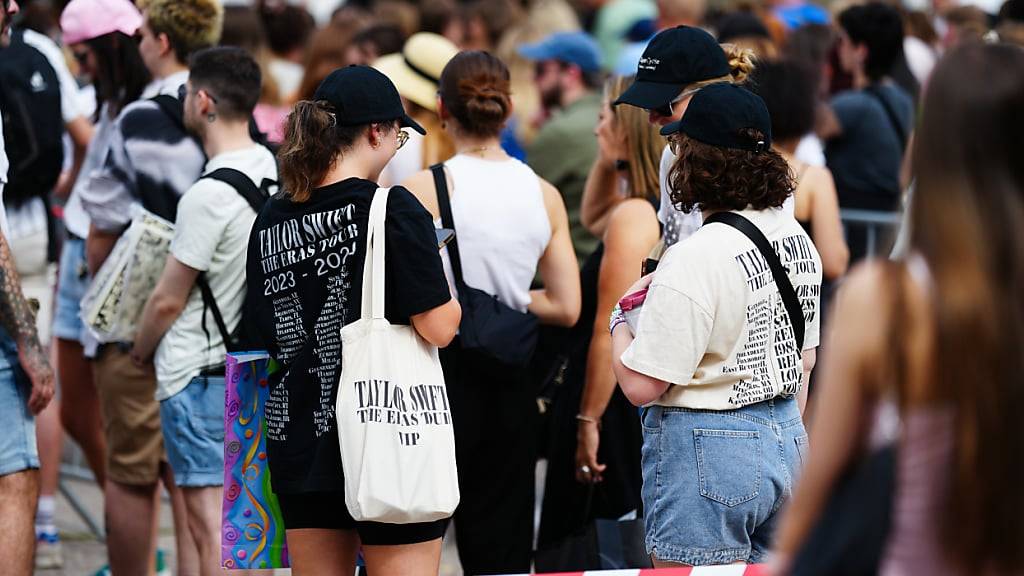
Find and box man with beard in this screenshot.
[521,31,603,263]
[132,46,276,576]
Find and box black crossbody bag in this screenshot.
[430,163,539,366]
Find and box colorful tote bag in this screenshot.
[222,352,289,569]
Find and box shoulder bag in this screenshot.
[430,163,539,366]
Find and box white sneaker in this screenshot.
[34,533,63,570]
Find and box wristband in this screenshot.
[609,304,624,332]
[576,414,601,429]
[610,316,628,335]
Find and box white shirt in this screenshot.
[795,134,826,167]
[622,207,822,410]
[439,154,551,312]
[155,145,278,400]
[658,145,704,247]
[0,112,9,239]
[143,69,189,99]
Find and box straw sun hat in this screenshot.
[373,32,459,113]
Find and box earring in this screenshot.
[206,113,216,123]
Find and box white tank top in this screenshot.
[439,154,551,312]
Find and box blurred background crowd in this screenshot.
[3,0,1024,573]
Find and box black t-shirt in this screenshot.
[246,178,451,493]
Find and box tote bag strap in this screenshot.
[359,187,391,321]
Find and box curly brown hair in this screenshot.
[667,130,794,213]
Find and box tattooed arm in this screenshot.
[0,231,54,414]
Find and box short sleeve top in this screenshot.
[246,178,452,493]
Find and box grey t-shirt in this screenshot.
[825,83,913,212]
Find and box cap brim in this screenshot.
[401,114,426,135]
[659,120,683,136]
[517,43,552,61]
[613,80,685,109]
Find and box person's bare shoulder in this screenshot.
[399,169,440,218]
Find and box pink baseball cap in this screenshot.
[61,0,144,45]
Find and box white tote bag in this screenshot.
[336,187,460,523]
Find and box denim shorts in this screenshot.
[53,237,89,343]
[641,396,808,565]
[0,329,39,476]
[160,375,225,488]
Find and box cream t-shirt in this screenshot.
[155,145,278,400]
[622,207,822,410]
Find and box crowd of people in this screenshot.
[0,0,1022,575]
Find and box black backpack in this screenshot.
[0,29,65,208]
[195,167,277,354]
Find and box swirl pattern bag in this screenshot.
[221,352,289,569]
[336,187,460,523]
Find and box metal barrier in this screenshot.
[839,208,903,258]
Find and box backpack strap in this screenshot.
[150,93,185,130]
[704,211,806,351]
[430,163,466,288]
[202,167,269,213]
[192,167,274,352]
[196,275,234,351]
[864,85,909,152]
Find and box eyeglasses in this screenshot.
[178,84,217,104]
[396,130,409,150]
[651,87,702,118]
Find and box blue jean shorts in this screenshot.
[641,396,808,565]
[160,375,225,488]
[53,237,89,343]
[0,329,39,476]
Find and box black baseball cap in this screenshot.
[614,26,730,110]
[313,65,426,134]
[659,83,772,152]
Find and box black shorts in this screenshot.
[277,490,448,546]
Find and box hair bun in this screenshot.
[440,51,512,138]
[721,43,757,84]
